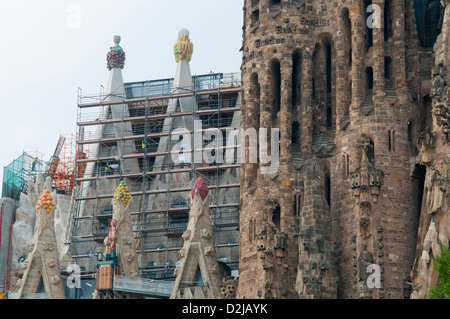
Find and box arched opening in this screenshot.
[412,164,427,218]
[250,9,259,27]
[384,0,393,41]
[293,194,301,226]
[269,59,281,122]
[342,8,352,66]
[385,57,392,80]
[388,130,396,152]
[312,35,335,133]
[367,140,375,165]
[250,72,260,126]
[272,205,281,231]
[342,7,352,119]
[388,130,392,151]
[292,50,302,111]
[392,130,396,152]
[320,159,331,206]
[366,67,374,90]
[292,120,300,145]
[326,43,332,93]
[312,43,321,102]
[408,121,413,143]
[422,95,433,132]
[325,176,331,206]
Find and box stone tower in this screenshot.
[239,0,440,299]
[171,176,222,299]
[16,174,65,299]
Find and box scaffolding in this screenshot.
[72,72,242,280]
[47,134,89,196]
[2,151,47,200]
[3,266,22,298]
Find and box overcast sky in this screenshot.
[0,0,243,194]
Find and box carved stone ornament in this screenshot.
[358,245,374,282]
[52,275,61,285]
[204,245,214,256]
[200,228,211,239]
[431,62,447,102]
[48,259,56,268]
[182,229,191,241]
[434,103,450,142]
[359,217,371,239]
[125,252,135,262]
[121,235,133,246]
[43,242,55,251]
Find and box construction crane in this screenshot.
[46,136,66,188]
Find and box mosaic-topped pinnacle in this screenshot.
[191,176,209,201]
[107,35,125,70]
[174,28,194,63]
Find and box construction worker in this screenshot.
[142,140,146,151]
[105,162,111,176]
[32,157,38,171]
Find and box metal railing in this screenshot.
[78,72,241,106]
[113,275,174,298]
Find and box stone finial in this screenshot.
[107,35,126,70]
[174,29,194,63]
[113,35,121,45]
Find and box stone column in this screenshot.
[350,6,365,110]
[300,48,313,160]
[335,12,350,131]
[373,0,386,103]
[393,0,407,91]
[280,57,293,167]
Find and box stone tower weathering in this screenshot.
[239,0,446,299]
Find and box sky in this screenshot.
[0,0,243,194]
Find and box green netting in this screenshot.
[2,152,47,201]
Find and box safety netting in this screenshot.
[2,152,47,201]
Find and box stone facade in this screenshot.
[238,0,447,299]
[408,1,450,299]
